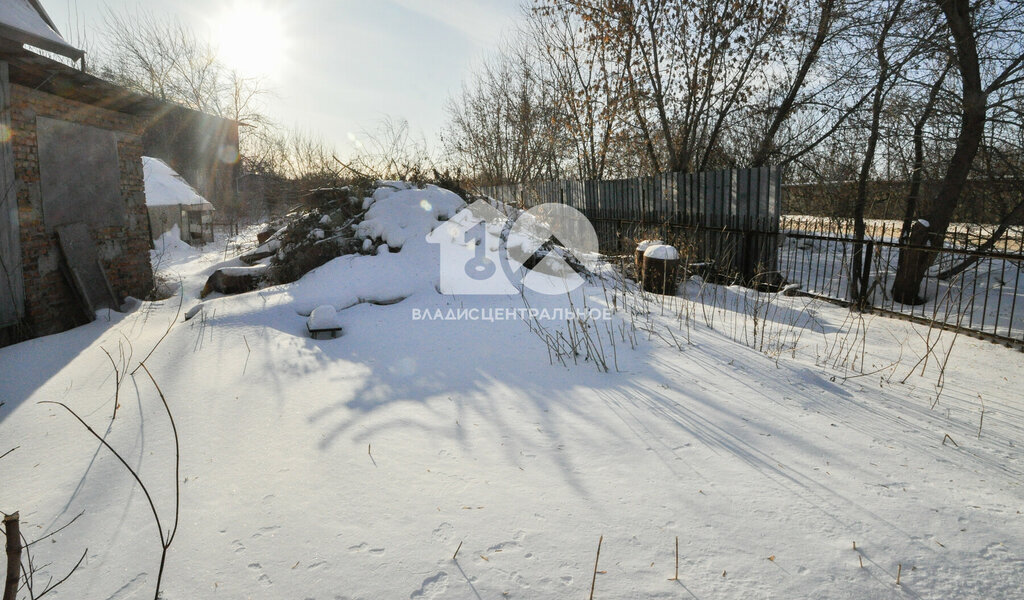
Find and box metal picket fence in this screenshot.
[779,217,1024,348]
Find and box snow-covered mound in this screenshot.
[355,183,465,250]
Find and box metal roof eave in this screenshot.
[0,21,84,62]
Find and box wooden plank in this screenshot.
[696,171,704,227]
[710,170,720,228]
[737,168,750,229]
[675,173,683,225]
[609,180,616,221]
[770,166,782,229]
[708,170,716,229]
[626,178,631,224]
[55,223,119,316]
[0,60,25,327]
[678,173,686,225]
[728,169,738,229]
[686,172,694,226]
[628,178,636,226]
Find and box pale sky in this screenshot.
[42,0,526,158]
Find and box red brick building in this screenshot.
[1,2,159,346]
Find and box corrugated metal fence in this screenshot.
[478,167,782,281]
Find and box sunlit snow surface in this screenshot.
[1,186,1022,599]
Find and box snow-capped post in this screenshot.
[635,240,663,274]
[3,512,20,600]
[642,244,681,294]
[308,305,343,339]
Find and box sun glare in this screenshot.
[214,3,288,78]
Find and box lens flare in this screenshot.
[218,144,240,164]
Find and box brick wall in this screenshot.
[8,83,154,337]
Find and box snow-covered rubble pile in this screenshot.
[355,182,465,249]
[282,183,468,315]
[204,180,600,304]
[225,183,468,292]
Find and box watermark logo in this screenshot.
[426,200,599,295]
[411,307,613,322]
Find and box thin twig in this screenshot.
[41,362,181,600]
[39,401,166,546]
[589,535,603,600]
[131,277,184,375]
[33,548,87,599]
[22,512,84,548]
[977,394,985,439]
[140,364,181,547]
[452,541,462,561]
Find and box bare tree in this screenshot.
[96,9,269,150]
[749,0,838,167]
[892,0,1024,304]
[346,117,435,182]
[527,8,629,179]
[442,40,564,184]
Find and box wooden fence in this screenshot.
[478,167,782,281]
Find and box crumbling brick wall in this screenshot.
[8,84,154,337]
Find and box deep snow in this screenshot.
[1,185,1022,600]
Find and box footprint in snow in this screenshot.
[348,542,385,555]
[252,525,280,539]
[410,572,449,599]
[432,522,454,543]
[248,562,272,586]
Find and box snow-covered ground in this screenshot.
[2,186,1023,600]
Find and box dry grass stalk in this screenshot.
[589,535,603,600]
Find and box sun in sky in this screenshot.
[212,2,289,78]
